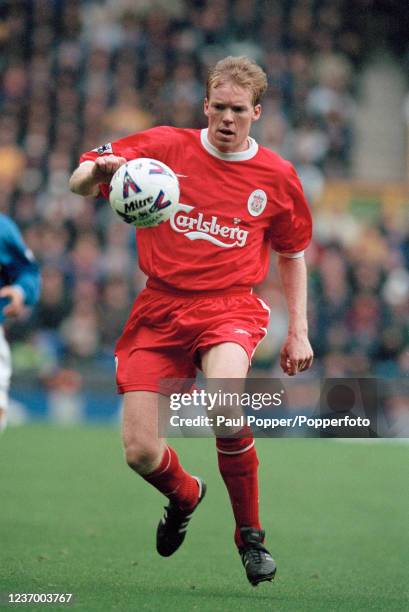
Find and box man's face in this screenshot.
[204,81,261,153]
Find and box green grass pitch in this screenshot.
[1,426,408,611]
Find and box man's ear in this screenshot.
[252,104,262,122]
[204,97,209,117]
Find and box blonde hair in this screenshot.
[206,56,268,106]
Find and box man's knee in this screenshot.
[201,342,249,378]
[122,390,163,474]
[0,407,7,433]
[124,440,164,475]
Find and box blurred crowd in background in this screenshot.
[0,0,408,390]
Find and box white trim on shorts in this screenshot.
[250,297,271,360]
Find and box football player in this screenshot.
[0,214,41,432]
[70,56,313,586]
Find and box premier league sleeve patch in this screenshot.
[93,142,113,155]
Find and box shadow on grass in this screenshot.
[123,582,282,603]
[112,582,406,612]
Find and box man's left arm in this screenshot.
[277,254,313,376]
[0,220,41,317]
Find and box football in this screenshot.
[109,158,180,228]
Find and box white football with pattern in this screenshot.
[109,158,180,228]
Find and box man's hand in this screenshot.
[0,286,25,317]
[280,333,314,376]
[91,155,127,183]
[277,255,313,376]
[69,156,127,196]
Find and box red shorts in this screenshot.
[115,286,270,394]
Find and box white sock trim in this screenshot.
[193,475,202,498]
[216,440,255,455]
[155,446,171,476]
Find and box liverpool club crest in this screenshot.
[247,190,267,216]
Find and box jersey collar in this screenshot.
[200,128,258,161]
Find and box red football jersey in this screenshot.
[80,126,312,292]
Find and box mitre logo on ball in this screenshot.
[109,158,180,228]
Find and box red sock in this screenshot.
[217,436,262,548]
[142,446,199,511]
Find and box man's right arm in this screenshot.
[69,155,127,196]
